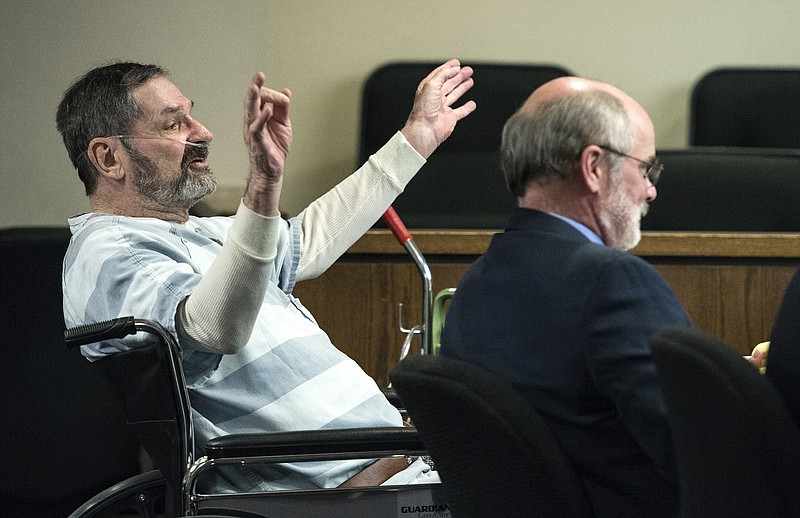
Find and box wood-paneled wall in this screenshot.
[293,231,800,385]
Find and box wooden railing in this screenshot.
[293,231,800,385]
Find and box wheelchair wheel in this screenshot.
[68,470,168,518]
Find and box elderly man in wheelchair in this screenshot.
[65,317,443,517]
[56,58,475,516]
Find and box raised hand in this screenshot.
[400,59,477,159]
[242,72,292,216]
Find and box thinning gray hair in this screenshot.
[56,62,167,195]
[500,88,635,197]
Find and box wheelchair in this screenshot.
[65,317,447,517]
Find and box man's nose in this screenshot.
[645,183,657,203]
[189,119,213,144]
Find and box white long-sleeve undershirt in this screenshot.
[177,132,424,353]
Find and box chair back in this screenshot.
[0,227,140,516]
[390,354,591,518]
[642,147,800,231]
[360,61,572,228]
[652,327,800,518]
[67,318,195,516]
[690,67,800,148]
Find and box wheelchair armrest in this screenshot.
[204,426,425,460]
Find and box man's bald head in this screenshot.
[518,76,646,123]
[500,75,657,194]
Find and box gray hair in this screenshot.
[500,88,635,197]
[56,62,167,195]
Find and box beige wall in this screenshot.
[2,0,799,228]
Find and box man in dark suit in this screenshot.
[440,77,692,517]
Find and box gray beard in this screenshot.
[128,147,217,208]
[601,175,647,251]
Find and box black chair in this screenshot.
[66,318,445,517]
[0,227,143,517]
[360,61,572,229]
[651,327,800,518]
[389,354,591,518]
[690,67,800,148]
[764,267,800,426]
[641,147,800,231]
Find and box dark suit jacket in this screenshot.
[767,268,800,425]
[441,208,692,518]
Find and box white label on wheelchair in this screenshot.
[397,489,452,518]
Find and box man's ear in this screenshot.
[577,144,605,194]
[86,137,125,180]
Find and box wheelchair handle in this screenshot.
[64,316,137,348]
[382,206,412,244]
[382,207,433,356]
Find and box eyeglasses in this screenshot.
[598,145,662,186]
[105,135,209,148]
